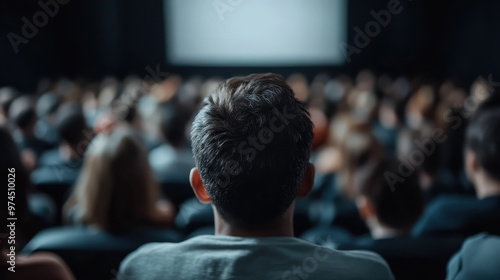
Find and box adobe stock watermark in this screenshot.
[50,64,170,182]
[214,106,298,188]
[385,128,448,192]
[385,74,499,191]
[7,0,70,54]
[339,0,411,64]
[213,0,245,21]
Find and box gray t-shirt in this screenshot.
[118,235,394,280]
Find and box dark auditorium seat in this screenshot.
[31,160,81,225]
[33,182,72,207]
[22,226,183,280]
[160,180,195,209]
[32,182,72,225]
[337,236,466,280]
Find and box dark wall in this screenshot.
[1,0,499,91]
[0,0,165,90]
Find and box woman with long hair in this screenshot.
[64,126,175,231]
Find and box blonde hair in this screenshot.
[64,127,160,231]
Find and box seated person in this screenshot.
[35,92,61,147]
[396,127,453,203]
[63,127,175,231]
[354,157,424,240]
[339,158,458,280]
[0,128,73,280]
[149,101,194,184]
[33,103,91,185]
[309,157,463,280]
[120,103,160,151]
[119,73,394,280]
[413,95,500,237]
[8,96,49,166]
[447,233,500,280]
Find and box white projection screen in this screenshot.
[165,0,347,66]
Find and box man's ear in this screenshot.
[190,168,211,204]
[297,163,315,198]
[356,196,375,221]
[465,149,480,183]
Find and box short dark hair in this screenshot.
[466,95,500,181]
[190,73,313,229]
[159,102,191,147]
[360,158,423,229]
[57,103,89,146]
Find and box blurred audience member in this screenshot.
[35,92,61,146]
[9,96,49,166]
[33,103,90,185]
[335,157,457,280]
[355,158,424,239]
[63,127,175,231]
[374,97,402,153]
[149,102,194,184]
[413,95,500,237]
[396,127,452,203]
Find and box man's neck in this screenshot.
[213,206,295,238]
[477,184,500,199]
[368,218,407,239]
[370,226,402,239]
[475,173,500,199]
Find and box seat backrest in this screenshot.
[33,182,72,225]
[22,227,183,280]
[160,181,195,209]
[339,236,465,280]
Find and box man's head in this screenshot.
[56,103,90,149]
[465,94,500,194]
[159,102,191,148]
[357,158,423,235]
[190,73,314,232]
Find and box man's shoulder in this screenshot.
[426,194,478,213]
[462,233,500,251]
[330,248,394,279]
[123,241,179,262]
[119,236,394,280]
[118,241,180,279]
[288,239,394,279]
